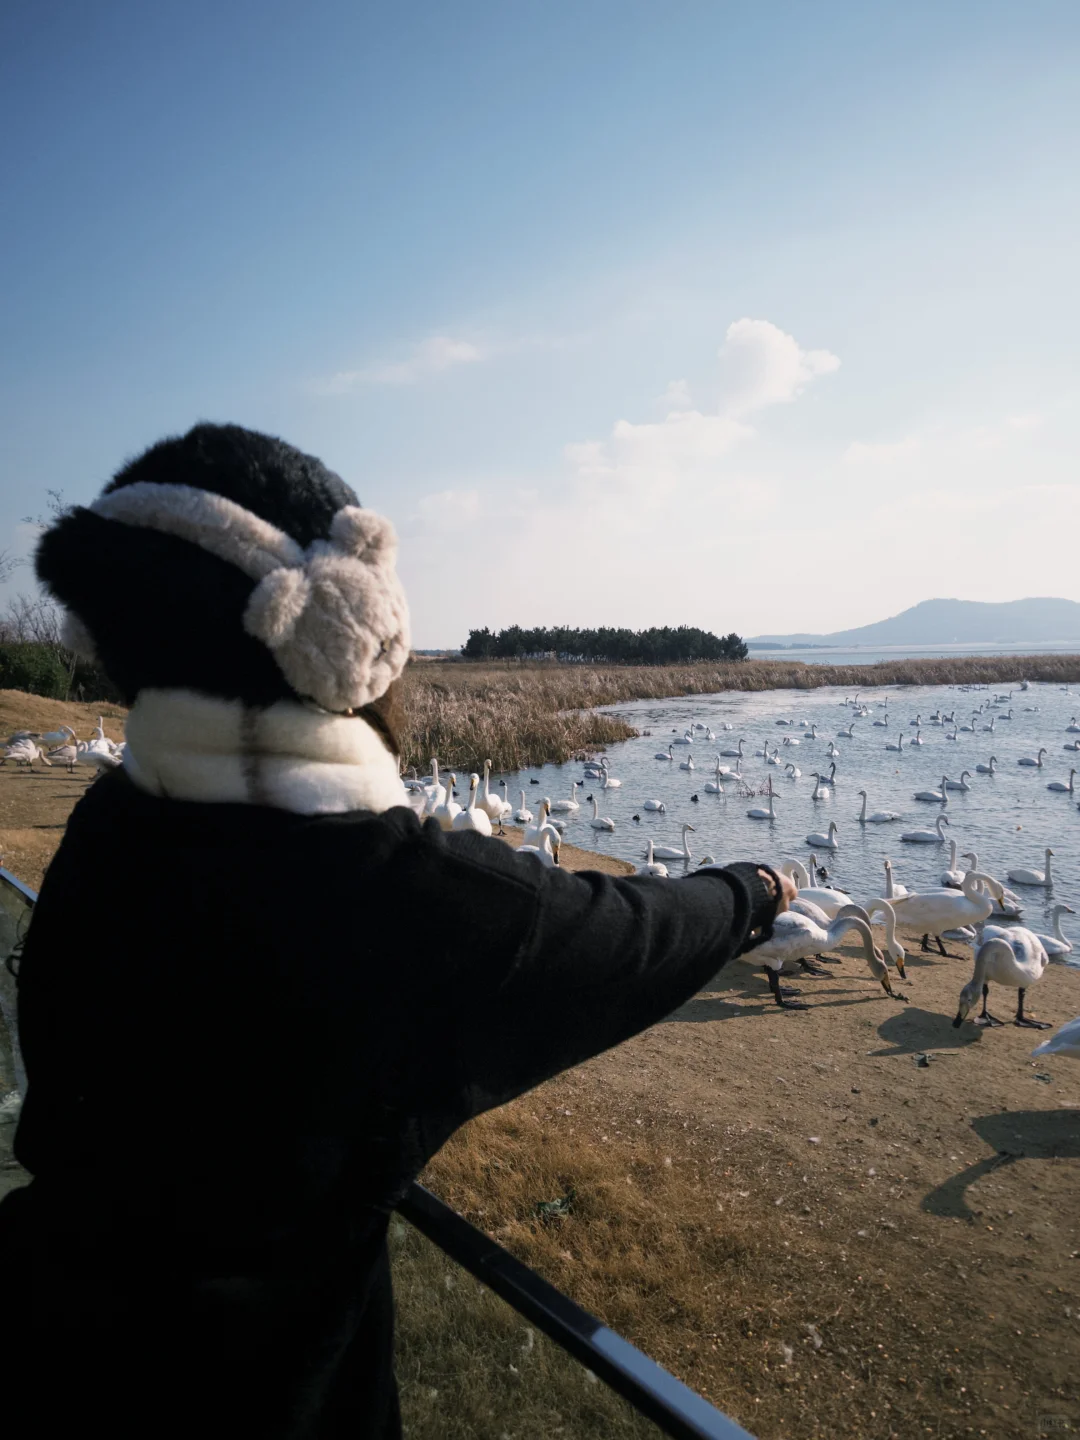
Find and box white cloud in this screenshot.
[313,335,484,393]
[656,378,693,412]
[716,318,840,417]
[843,435,920,465]
[406,487,482,533]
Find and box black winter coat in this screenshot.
[0,770,778,1438]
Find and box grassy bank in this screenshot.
[398,654,1080,771]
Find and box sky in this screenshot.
[2,1,1079,646]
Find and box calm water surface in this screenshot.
[491,679,1080,960]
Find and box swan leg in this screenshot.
[921,933,932,952]
[765,967,808,1010]
[1014,988,1050,1030]
[973,983,1005,1028]
[934,935,953,958]
[814,950,843,965]
[798,956,830,977]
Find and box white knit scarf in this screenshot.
[122,688,408,816]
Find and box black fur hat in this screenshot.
[36,423,410,710]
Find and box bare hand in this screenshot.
[759,868,797,915]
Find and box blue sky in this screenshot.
[2,1,1079,645]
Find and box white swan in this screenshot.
[424,758,447,808]
[810,772,830,800]
[1032,1016,1080,1059]
[953,929,1050,1029]
[780,860,854,918]
[784,762,801,780]
[432,774,463,830]
[1068,717,1080,734]
[653,824,695,861]
[885,733,904,753]
[519,823,560,868]
[838,723,855,738]
[643,798,667,811]
[913,776,949,803]
[900,813,950,844]
[945,771,972,792]
[882,858,910,900]
[588,795,615,831]
[873,869,1004,955]
[752,906,895,1009]
[704,761,725,793]
[452,774,493,836]
[522,798,553,847]
[872,714,889,728]
[982,716,996,733]
[806,820,839,850]
[679,755,695,772]
[1031,904,1074,957]
[549,781,581,813]
[747,776,777,820]
[975,756,997,775]
[719,737,745,758]
[672,731,693,745]
[512,789,534,824]
[655,744,675,761]
[597,759,622,787]
[638,839,669,877]
[909,729,925,746]
[1047,769,1076,794]
[1017,747,1048,768]
[857,790,899,823]
[478,760,507,823]
[939,840,968,887]
[1065,740,1080,753]
[1007,848,1054,887]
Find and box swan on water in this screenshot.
[885,733,905,753]
[597,758,622,787]
[653,824,695,861]
[1065,740,1080,753]
[1032,1016,1080,1059]
[1031,904,1074,957]
[982,716,996,732]
[638,839,669,877]
[512,789,534,824]
[1017,748,1048,767]
[655,744,675,761]
[672,731,693,745]
[433,775,463,830]
[909,714,921,727]
[1007,848,1054,887]
[1047,769,1076,794]
[784,762,801,779]
[719,737,745,758]
[838,723,855,738]
[900,813,950,844]
[810,772,830,800]
[975,756,997,775]
[914,776,949,803]
[857,790,900,823]
[588,795,615,831]
[453,774,493,836]
[881,858,911,900]
[679,755,695,771]
[939,840,966,887]
[872,714,889,727]
[752,906,895,1010]
[945,771,972,792]
[643,798,667,811]
[549,781,581,813]
[704,762,725,793]
[746,776,777,820]
[909,729,925,746]
[1067,718,1080,734]
[953,929,1050,1029]
[806,820,839,850]
[423,758,447,808]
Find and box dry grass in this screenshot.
[398,655,1080,771]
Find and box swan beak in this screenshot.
[894,954,907,980]
[952,1011,964,1029]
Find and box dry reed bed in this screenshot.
[399,654,1080,772]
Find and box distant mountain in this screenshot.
[750,598,1080,648]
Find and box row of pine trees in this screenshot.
[460,625,749,664]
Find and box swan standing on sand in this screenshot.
[806,820,839,850]
[653,824,694,861]
[1017,747,1048,767]
[780,860,854,919]
[638,839,669,877]
[752,907,895,1010]
[1032,1016,1080,1059]
[1031,904,1074,957]
[746,776,777,820]
[857,790,900,823]
[953,929,1051,1030]
[432,775,463,831]
[1008,848,1054,887]
[589,796,615,831]
[878,870,1005,956]
[478,760,507,823]
[901,813,950,844]
[452,774,493,836]
[1047,769,1076,793]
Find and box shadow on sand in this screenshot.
[922,1109,1080,1220]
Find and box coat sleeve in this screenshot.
[435,829,779,1118]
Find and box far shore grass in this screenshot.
[399,653,1080,772]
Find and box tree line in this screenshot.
[461,625,749,664]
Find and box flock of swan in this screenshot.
[2,718,123,774]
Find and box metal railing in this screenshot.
[0,865,754,1440]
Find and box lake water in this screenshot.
[491,678,1080,963]
[748,642,1080,665]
